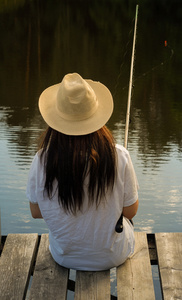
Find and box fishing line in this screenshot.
[132,43,174,85]
[113,9,174,95]
[113,26,135,99]
[113,5,140,100]
[121,42,174,92]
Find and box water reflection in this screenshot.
[0,0,182,235]
[1,0,182,155]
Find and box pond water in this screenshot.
[0,0,182,298]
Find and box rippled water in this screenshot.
[113,119,182,234]
[0,104,181,235]
[0,106,45,234]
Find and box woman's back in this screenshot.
[27,144,138,270]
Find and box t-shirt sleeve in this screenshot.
[26,152,42,204]
[123,150,139,207]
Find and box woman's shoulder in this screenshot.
[30,149,45,168]
[115,144,129,155]
[115,144,132,165]
[31,149,42,161]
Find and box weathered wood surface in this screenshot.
[28,234,69,300]
[0,233,38,300]
[155,232,182,300]
[0,232,182,299]
[117,232,155,300]
[75,269,110,300]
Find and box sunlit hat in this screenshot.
[39,73,113,135]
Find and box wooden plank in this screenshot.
[75,269,110,300]
[155,232,182,300]
[29,234,69,300]
[117,232,155,300]
[0,233,38,300]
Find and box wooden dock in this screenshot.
[0,232,181,299]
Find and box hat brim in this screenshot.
[39,79,113,135]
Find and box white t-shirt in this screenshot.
[26,144,138,271]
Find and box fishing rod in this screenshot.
[115,4,139,233]
[124,4,139,149]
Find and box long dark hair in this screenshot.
[39,126,117,214]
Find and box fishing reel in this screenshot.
[115,213,123,233]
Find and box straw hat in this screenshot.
[39,73,113,135]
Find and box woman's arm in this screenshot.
[29,202,43,219]
[123,199,139,220]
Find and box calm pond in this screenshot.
[0,0,182,297]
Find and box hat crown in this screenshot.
[39,72,113,135]
[56,73,98,121]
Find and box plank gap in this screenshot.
[24,234,40,300]
[147,233,158,265]
[0,235,6,256]
[67,279,75,292]
[151,265,163,300]
[111,295,117,300]
[147,234,163,300]
[30,235,41,275]
[110,268,117,299]
[25,235,41,300]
